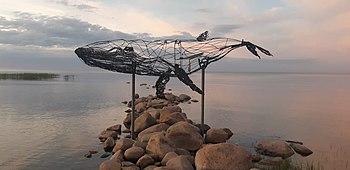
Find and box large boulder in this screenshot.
[124,146,145,162]
[99,160,121,170]
[134,113,157,133]
[110,150,124,162]
[195,143,252,170]
[138,123,170,141]
[145,108,161,119]
[166,155,194,170]
[254,140,294,159]
[166,121,203,151]
[113,138,135,152]
[135,102,147,113]
[159,112,187,125]
[290,143,313,157]
[146,133,175,159]
[205,128,233,144]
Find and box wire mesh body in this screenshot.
[75,38,243,76]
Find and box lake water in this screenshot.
[1,72,350,170]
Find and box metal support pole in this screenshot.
[131,61,136,140]
[201,66,205,137]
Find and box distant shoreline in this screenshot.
[0,73,74,81]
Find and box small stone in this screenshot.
[143,165,158,170]
[205,128,229,144]
[110,150,124,162]
[194,123,211,134]
[290,143,313,156]
[134,112,157,133]
[122,161,136,167]
[132,141,148,150]
[166,155,194,170]
[100,152,111,158]
[122,101,128,104]
[125,109,132,113]
[89,150,98,154]
[99,130,118,142]
[190,99,199,102]
[104,137,115,152]
[178,94,191,102]
[84,152,92,158]
[175,148,191,156]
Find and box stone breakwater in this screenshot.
[86,93,313,170]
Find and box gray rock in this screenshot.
[146,133,175,159]
[290,143,313,156]
[195,143,252,170]
[99,160,121,170]
[178,94,191,102]
[124,146,145,162]
[100,152,111,158]
[136,154,155,168]
[113,138,135,152]
[166,155,194,170]
[134,113,157,133]
[166,121,203,151]
[254,140,294,159]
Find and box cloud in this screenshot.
[0,12,136,48]
[50,0,97,12]
[211,24,241,36]
[195,8,213,14]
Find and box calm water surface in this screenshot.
[0,72,350,169]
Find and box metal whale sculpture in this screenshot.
[74,31,272,97]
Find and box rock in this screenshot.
[125,109,132,113]
[104,137,116,152]
[145,108,161,119]
[138,123,170,141]
[159,112,187,125]
[107,124,122,135]
[121,166,139,170]
[174,148,191,156]
[110,150,124,162]
[121,161,136,167]
[132,141,147,150]
[143,165,158,170]
[161,151,178,166]
[222,128,233,139]
[148,99,169,109]
[194,123,211,134]
[135,102,147,113]
[100,152,111,158]
[160,105,182,114]
[140,83,147,86]
[122,101,128,104]
[134,113,157,133]
[258,157,283,166]
[153,167,169,170]
[99,130,118,142]
[136,154,155,168]
[254,140,294,159]
[84,152,92,158]
[113,138,135,152]
[178,94,191,102]
[166,155,194,170]
[139,132,164,143]
[99,160,121,170]
[205,128,231,144]
[190,99,199,102]
[164,93,178,102]
[146,133,175,159]
[166,121,203,151]
[290,143,313,156]
[123,113,132,129]
[124,146,145,162]
[134,93,140,99]
[182,155,195,165]
[195,143,252,170]
[90,150,98,154]
[251,154,262,163]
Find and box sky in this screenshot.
[0,0,349,73]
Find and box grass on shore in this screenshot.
[0,73,60,80]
